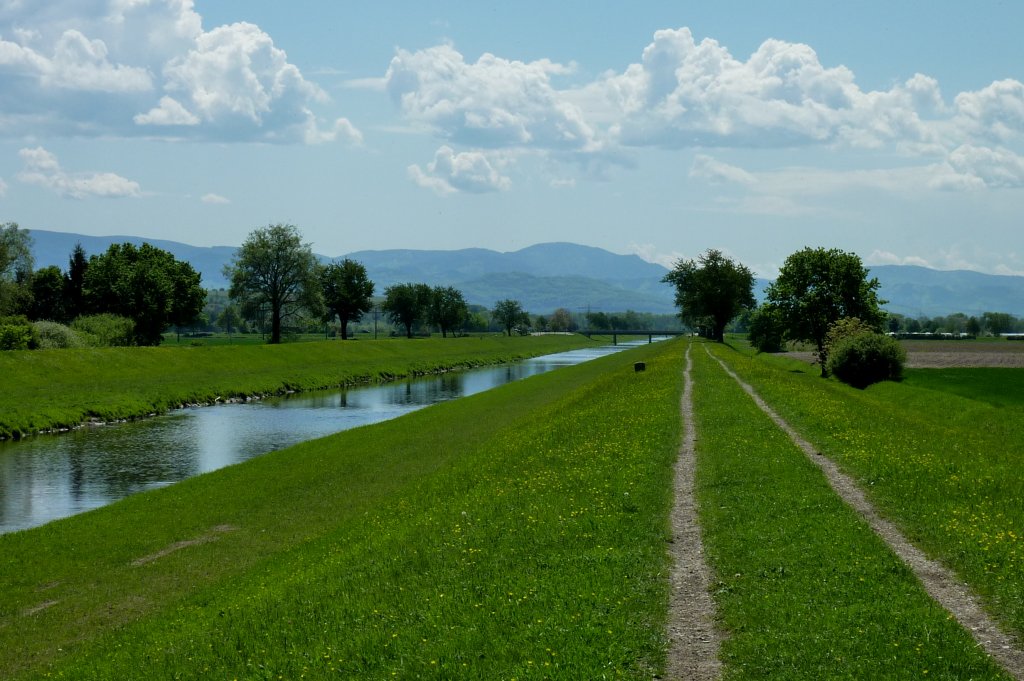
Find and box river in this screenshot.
[0,340,657,534]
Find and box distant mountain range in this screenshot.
[26,229,1024,317]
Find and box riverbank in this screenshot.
[0,335,597,439]
[0,338,682,679]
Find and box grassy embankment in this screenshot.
[1,339,682,679]
[706,341,1024,667]
[691,341,1007,679]
[0,335,595,439]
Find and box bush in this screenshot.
[748,305,785,353]
[71,314,136,347]
[0,315,39,350]
[826,330,906,389]
[33,321,87,349]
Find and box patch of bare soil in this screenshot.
[664,345,722,680]
[709,348,1024,679]
[787,341,1024,369]
[130,524,238,567]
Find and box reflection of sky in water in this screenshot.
[0,340,655,533]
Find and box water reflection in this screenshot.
[0,340,657,533]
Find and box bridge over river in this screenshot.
[581,330,690,345]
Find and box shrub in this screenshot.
[33,321,86,349]
[0,315,39,350]
[748,305,785,353]
[826,330,906,389]
[71,314,136,347]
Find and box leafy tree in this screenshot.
[549,307,575,332]
[71,313,136,347]
[748,304,785,352]
[586,311,611,330]
[662,249,756,342]
[0,223,34,316]
[428,285,468,338]
[64,243,88,318]
[319,258,374,340]
[217,304,243,336]
[29,265,68,322]
[382,283,431,338]
[83,243,205,346]
[982,311,1014,336]
[966,316,982,336]
[766,247,884,376]
[226,224,322,344]
[493,299,525,336]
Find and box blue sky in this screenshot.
[2,1,1023,278]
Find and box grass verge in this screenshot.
[694,341,1007,679]
[0,335,594,439]
[1,339,682,679]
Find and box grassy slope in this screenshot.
[719,342,1024,643]
[0,335,594,439]
[902,367,1024,408]
[0,339,681,679]
[695,342,1005,679]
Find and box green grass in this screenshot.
[0,339,682,679]
[694,341,1007,679]
[0,335,594,439]
[902,368,1024,408]
[714,341,1024,645]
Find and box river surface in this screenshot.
[0,340,656,534]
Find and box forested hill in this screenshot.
[27,229,1024,316]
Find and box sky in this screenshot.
[1,1,1023,278]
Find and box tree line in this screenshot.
[662,246,904,387]
[3,221,673,350]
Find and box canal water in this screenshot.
[0,340,656,534]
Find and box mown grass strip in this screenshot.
[0,335,594,439]
[692,340,1006,679]
[1,339,682,679]
[723,342,1024,643]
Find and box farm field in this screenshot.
[0,334,594,439]
[0,340,682,679]
[786,339,1024,368]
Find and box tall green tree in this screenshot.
[766,247,885,376]
[64,243,88,318]
[662,248,755,342]
[226,224,322,344]
[493,299,525,336]
[29,265,68,322]
[382,283,431,338]
[320,258,374,340]
[83,243,206,346]
[217,304,243,336]
[428,286,468,338]
[0,223,34,316]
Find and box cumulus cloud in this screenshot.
[408,145,511,195]
[0,2,359,144]
[689,154,757,185]
[200,192,229,204]
[866,250,932,268]
[385,45,597,152]
[17,146,141,199]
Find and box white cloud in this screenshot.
[408,145,511,195]
[689,154,757,185]
[0,176,7,197]
[629,242,683,269]
[385,44,597,152]
[200,192,229,204]
[17,146,141,199]
[946,144,1024,188]
[0,2,355,144]
[866,250,932,268]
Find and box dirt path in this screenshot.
[708,348,1024,680]
[665,344,722,680]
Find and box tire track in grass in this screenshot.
[707,346,1024,680]
[665,343,722,680]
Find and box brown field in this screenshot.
[787,340,1024,369]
